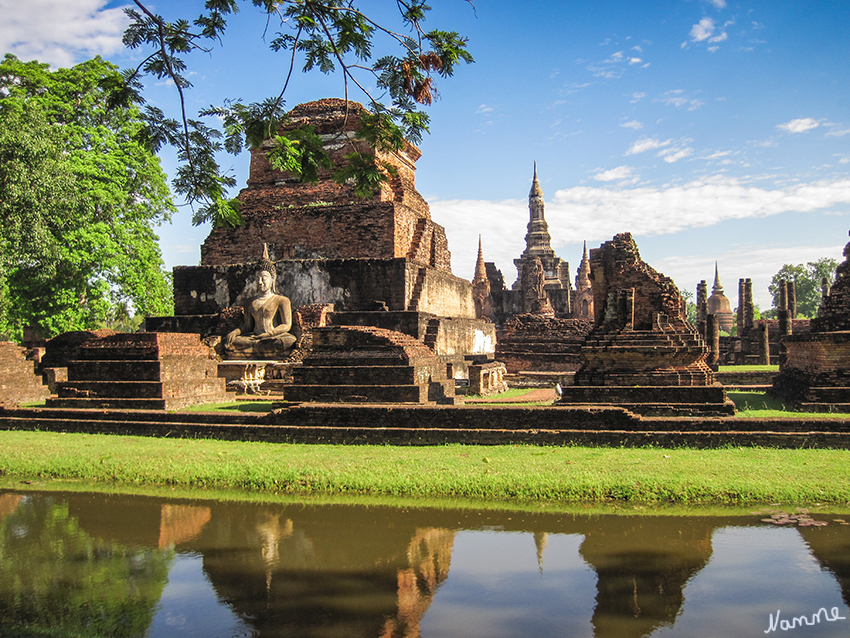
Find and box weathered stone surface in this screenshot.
[495,315,592,373]
[167,257,476,319]
[468,361,508,396]
[285,325,458,404]
[557,233,731,416]
[201,99,452,273]
[773,231,850,408]
[47,332,230,410]
[0,342,49,406]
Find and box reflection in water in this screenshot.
[0,491,849,638]
[579,517,713,638]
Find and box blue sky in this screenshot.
[3,0,849,309]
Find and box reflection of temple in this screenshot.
[4,492,850,638]
[578,517,713,638]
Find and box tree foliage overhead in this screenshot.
[0,54,175,340]
[768,257,839,318]
[117,0,474,227]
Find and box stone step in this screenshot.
[802,387,850,402]
[284,384,427,404]
[3,407,850,447]
[55,379,226,399]
[46,391,233,411]
[559,385,727,404]
[302,354,434,368]
[795,402,850,414]
[66,357,216,382]
[292,365,420,386]
[3,405,256,425]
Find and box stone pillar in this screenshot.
[744,279,754,333]
[737,278,745,336]
[778,280,792,336]
[788,279,797,319]
[696,280,707,337]
[778,309,792,336]
[758,323,770,365]
[706,313,720,370]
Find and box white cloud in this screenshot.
[476,104,495,114]
[690,18,716,42]
[660,93,704,110]
[777,118,820,133]
[631,92,647,103]
[431,176,850,291]
[621,120,644,130]
[659,147,694,163]
[0,0,130,68]
[707,0,727,7]
[626,138,671,155]
[593,166,635,182]
[689,17,728,49]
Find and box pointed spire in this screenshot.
[712,261,724,293]
[473,235,488,283]
[529,161,543,199]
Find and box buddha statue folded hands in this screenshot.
[224,250,297,359]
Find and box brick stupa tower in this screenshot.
[556,233,733,416]
[150,99,496,403]
[512,163,571,298]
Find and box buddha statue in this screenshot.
[223,246,297,359]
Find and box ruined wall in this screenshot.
[590,233,684,329]
[172,258,475,319]
[200,98,453,272]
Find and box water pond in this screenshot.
[1,489,849,637]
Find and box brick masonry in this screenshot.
[773,231,850,406]
[47,332,230,411]
[0,342,49,405]
[200,99,452,273]
[558,233,731,416]
[2,404,849,448]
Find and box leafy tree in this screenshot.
[0,55,175,340]
[768,258,839,318]
[116,0,474,227]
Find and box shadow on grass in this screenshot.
[181,400,276,413]
[728,391,850,418]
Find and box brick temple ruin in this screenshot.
[146,98,499,403]
[772,231,850,411]
[476,166,594,373]
[556,233,733,416]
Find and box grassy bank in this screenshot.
[1,430,848,505]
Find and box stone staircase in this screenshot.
[285,325,458,404]
[408,267,427,311]
[47,332,231,411]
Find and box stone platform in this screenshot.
[285,325,459,404]
[47,332,231,411]
[2,403,849,448]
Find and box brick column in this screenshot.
[758,323,770,365]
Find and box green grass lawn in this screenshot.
[728,390,850,418]
[0,430,848,505]
[717,364,779,373]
